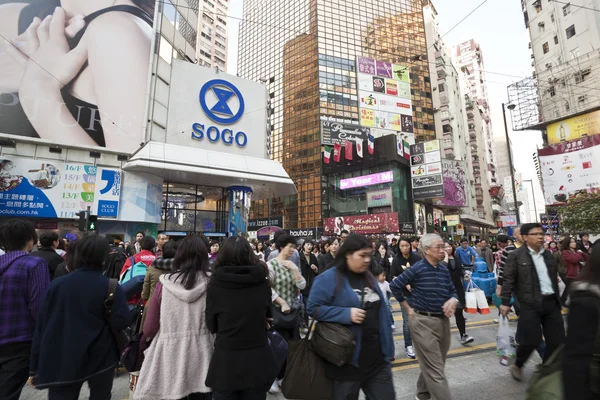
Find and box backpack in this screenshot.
[526,344,564,400]
[120,256,148,284]
[103,247,127,279]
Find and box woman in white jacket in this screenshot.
[135,236,214,400]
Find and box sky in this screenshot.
[225,0,546,221]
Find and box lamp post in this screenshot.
[523,179,539,222]
[502,102,520,225]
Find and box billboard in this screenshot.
[410,140,444,200]
[323,212,399,235]
[0,156,121,219]
[321,121,370,146]
[367,188,393,208]
[546,110,600,145]
[339,171,394,190]
[248,217,284,230]
[356,57,413,135]
[538,135,600,205]
[0,1,155,152]
[434,160,467,207]
[167,60,269,159]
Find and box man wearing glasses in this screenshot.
[500,223,565,381]
[390,234,459,400]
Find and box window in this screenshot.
[543,42,549,54]
[533,0,542,12]
[554,35,559,44]
[550,13,554,23]
[563,3,571,16]
[566,24,576,39]
[549,85,555,97]
[438,83,446,92]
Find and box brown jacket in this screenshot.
[140,258,173,329]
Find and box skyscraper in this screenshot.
[197,0,230,70]
[238,0,434,229]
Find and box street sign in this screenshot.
[456,223,465,236]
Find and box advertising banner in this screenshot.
[285,228,322,239]
[546,110,600,145]
[248,217,284,230]
[434,160,467,207]
[0,1,155,152]
[444,215,460,227]
[339,171,394,190]
[321,121,370,146]
[356,56,413,136]
[323,212,399,235]
[367,188,393,208]
[0,156,121,219]
[410,140,444,200]
[540,213,560,234]
[538,135,600,205]
[414,203,426,235]
[93,168,122,218]
[399,222,415,234]
[499,215,518,227]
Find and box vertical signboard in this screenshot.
[410,140,444,199]
[92,168,122,218]
[356,57,413,135]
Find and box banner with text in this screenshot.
[546,110,600,145]
[321,121,370,146]
[323,212,399,235]
[410,140,444,200]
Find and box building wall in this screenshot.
[238,0,434,229]
[196,0,229,70]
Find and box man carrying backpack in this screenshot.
[120,236,156,302]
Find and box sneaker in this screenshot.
[510,364,523,381]
[406,346,416,359]
[269,380,280,394]
[391,324,396,331]
[493,319,499,324]
[460,334,475,345]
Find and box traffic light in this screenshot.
[441,220,448,232]
[76,211,86,231]
[88,215,98,231]
[434,218,440,232]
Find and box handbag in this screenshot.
[311,322,355,367]
[272,306,299,330]
[267,330,288,382]
[281,321,331,400]
[105,279,130,354]
[120,333,144,372]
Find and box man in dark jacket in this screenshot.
[31,232,65,280]
[500,223,565,382]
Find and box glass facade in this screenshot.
[238,0,434,229]
[161,183,228,233]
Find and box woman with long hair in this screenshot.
[28,235,130,399]
[561,236,589,306]
[307,234,395,399]
[255,241,265,261]
[318,236,340,273]
[299,239,319,324]
[444,241,474,346]
[563,241,600,399]
[372,240,391,281]
[205,236,274,400]
[135,236,214,400]
[53,239,79,279]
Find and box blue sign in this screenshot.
[199,79,245,125]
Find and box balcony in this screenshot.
[437,69,447,80]
[440,94,449,106]
[472,157,480,168]
[475,188,484,205]
[469,130,476,140]
[442,123,453,134]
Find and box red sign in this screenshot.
[34,221,58,229]
[323,213,399,235]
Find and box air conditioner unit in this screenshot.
[578,95,587,102]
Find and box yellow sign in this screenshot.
[360,109,375,127]
[425,140,440,152]
[547,110,600,145]
[392,64,410,83]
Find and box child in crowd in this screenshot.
[374,265,395,331]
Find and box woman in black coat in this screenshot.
[29,235,130,398]
[299,240,319,323]
[444,241,474,345]
[205,236,275,399]
[318,237,339,273]
[372,240,392,281]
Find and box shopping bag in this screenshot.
[496,316,517,366]
[476,289,491,314]
[281,323,331,400]
[465,280,478,314]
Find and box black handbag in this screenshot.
[272,306,299,330]
[120,333,144,372]
[311,322,356,367]
[105,279,130,354]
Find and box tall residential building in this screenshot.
[238,0,435,229]
[454,40,499,186]
[196,0,229,70]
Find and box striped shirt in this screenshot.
[497,245,517,285]
[390,259,458,313]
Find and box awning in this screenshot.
[122,142,297,200]
[459,214,496,228]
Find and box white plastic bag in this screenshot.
[476,289,491,314]
[496,316,516,366]
[558,279,566,297]
[465,280,478,314]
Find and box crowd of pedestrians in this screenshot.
[0,218,599,400]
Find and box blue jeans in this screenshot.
[401,303,412,347]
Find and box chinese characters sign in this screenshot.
[410,140,444,200]
[356,56,413,135]
[538,135,600,205]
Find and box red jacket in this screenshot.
[120,250,156,279]
[562,250,588,279]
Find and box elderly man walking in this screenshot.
[390,234,459,400]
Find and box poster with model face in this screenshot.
[0,0,155,152]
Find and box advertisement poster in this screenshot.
[546,110,600,145]
[93,168,122,218]
[538,135,600,205]
[410,140,444,200]
[323,212,399,235]
[321,121,370,146]
[367,188,393,208]
[248,217,284,230]
[356,56,413,136]
[414,203,426,235]
[0,156,121,219]
[0,0,155,152]
[339,171,394,190]
[434,160,467,207]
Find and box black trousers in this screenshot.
[454,307,466,337]
[178,393,212,400]
[515,296,565,368]
[0,342,31,400]
[331,365,395,400]
[212,384,269,400]
[48,367,115,400]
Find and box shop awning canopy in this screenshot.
[122,142,297,200]
[459,214,496,228]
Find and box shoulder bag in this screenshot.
[105,279,130,354]
[270,259,300,330]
